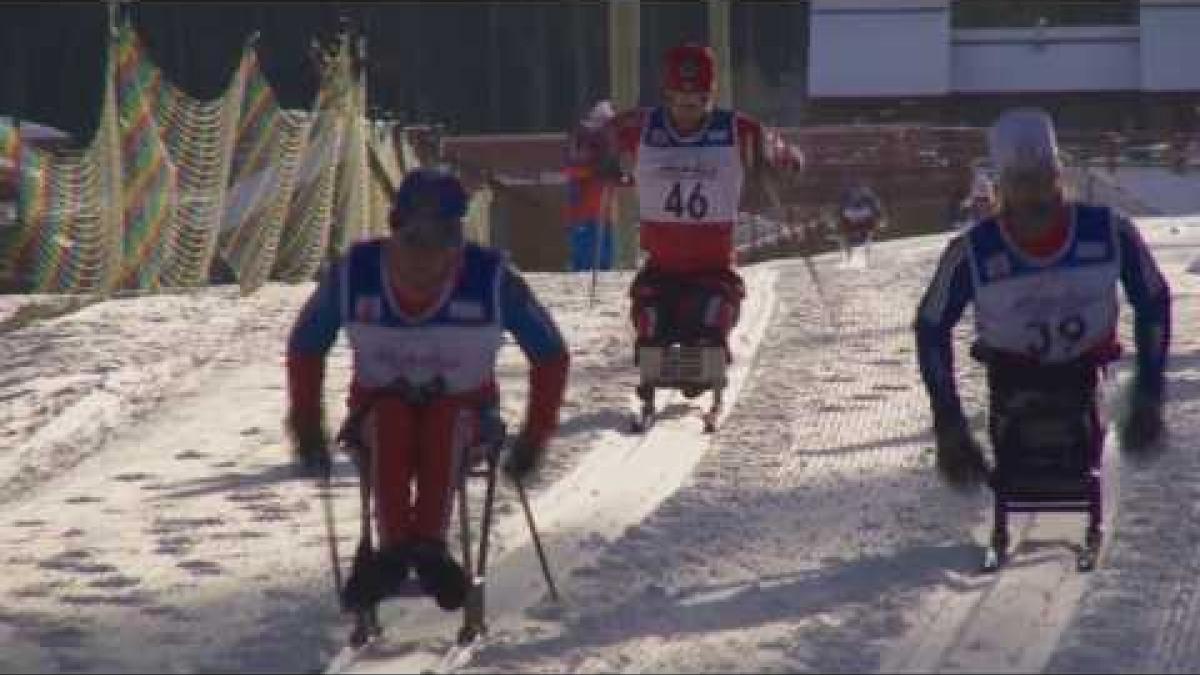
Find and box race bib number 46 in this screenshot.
[663,182,709,220]
[636,141,743,225]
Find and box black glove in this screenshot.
[286,408,331,480]
[503,434,544,482]
[933,414,990,492]
[479,406,508,451]
[1120,390,1165,459]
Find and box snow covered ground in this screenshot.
[1105,167,1200,217]
[2,219,1200,674]
[0,269,651,673]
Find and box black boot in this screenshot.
[411,539,469,611]
[992,526,1010,556]
[341,540,384,612]
[1078,524,1104,572]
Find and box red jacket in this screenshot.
[603,107,802,274]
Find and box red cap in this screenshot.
[662,44,716,93]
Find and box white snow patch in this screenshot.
[1,219,1199,674]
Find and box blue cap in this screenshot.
[389,168,469,228]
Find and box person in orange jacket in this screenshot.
[564,101,620,271]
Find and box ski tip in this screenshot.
[629,413,653,434]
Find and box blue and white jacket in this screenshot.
[915,204,1171,421]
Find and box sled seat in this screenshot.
[637,344,727,391]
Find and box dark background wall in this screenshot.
[9,2,1165,147]
[0,3,111,146]
[634,1,809,125]
[0,2,816,145]
[0,2,346,145]
[367,2,610,135]
[0,2,614,144]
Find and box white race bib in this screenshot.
[634,111,743,226]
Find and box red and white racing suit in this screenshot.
[606,105,800,349]
[287,242,569,548]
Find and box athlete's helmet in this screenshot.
[662,43,717,94]
[988,108,1061,177]
[388,168,468,247]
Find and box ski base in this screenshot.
[421,634,487,675]
[1076,541,1102,572]
[327,621,384,672]
[348,611,383,649]
[979,545,1008,574]
[978,538,1103,574]
[631,409,719,433]
[630,410,655,434]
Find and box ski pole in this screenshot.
[589,243,600,309]
[763,168,834,330]
[588,228,600,310]
[588,184,613,309]
[319,463,344,605]
[514,477,559,602]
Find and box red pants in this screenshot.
[357,396,482,547]
[630,266,745,351]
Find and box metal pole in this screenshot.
[608,0,640,111]
[609,0,640,270]
[321,473,344,604]
[515,477,560,602]
[589,183,612,309]
[707,0,733,109]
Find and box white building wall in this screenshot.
[951,27,1141,93]
[806,0,1200,98]
[808,0,951,98]
[1140,0,1200,91]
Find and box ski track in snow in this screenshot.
[1045,224,1200,675]
[458,237,986,675]
[335,263,780,673]
[0,271,647,673]
[2,222,1200,673]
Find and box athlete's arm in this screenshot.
[735,113,803,180]
[498,264,570,449]
[1115,215,1171,400]
[285,262,345,419]
[735,113,803,218]
[593,108,649,183]
[914,236,975,423]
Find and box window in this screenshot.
[952,1,1138,29]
